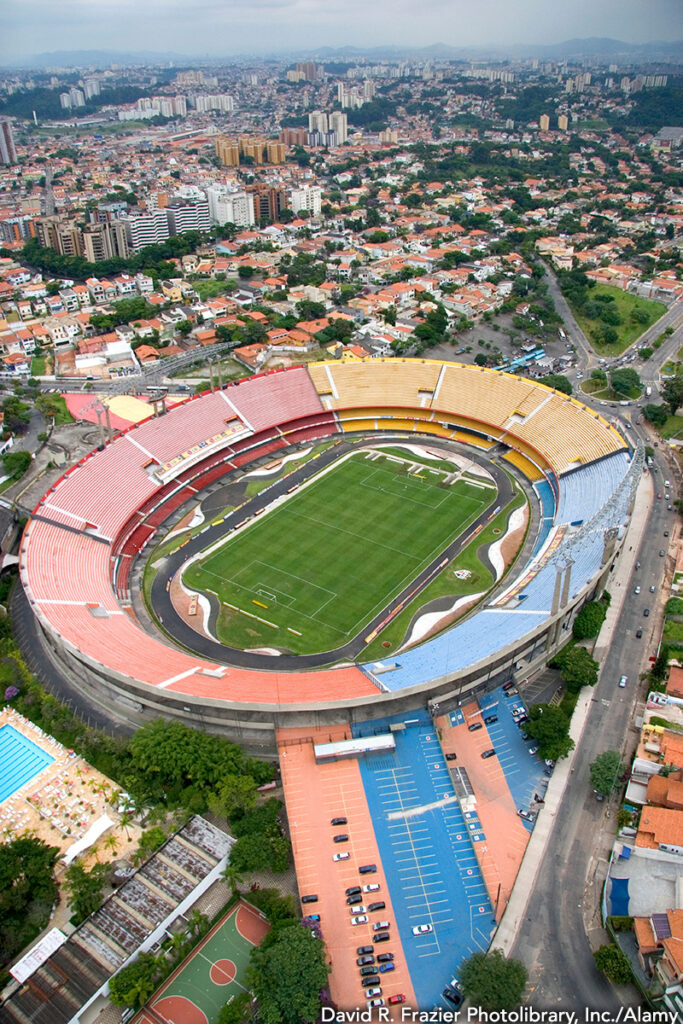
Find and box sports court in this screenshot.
[136,900,269,1024]
[352,711,496,1010]
[187,451,493,654]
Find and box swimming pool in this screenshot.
[0,724,54,803]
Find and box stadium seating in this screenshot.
[21,360,633,710]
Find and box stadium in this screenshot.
[20,358,641,751]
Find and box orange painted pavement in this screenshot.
[165,664,378,703]
[278,724,417,1015]
[437,702,530,921]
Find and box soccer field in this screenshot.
[185,451,495,654]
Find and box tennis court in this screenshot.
[186,451,494,654]
[139,900,269,1024]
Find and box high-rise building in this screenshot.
[558,114,569,131]
[539,114,550,132]
[329,111,348,145]
[266,141,286,164]
[247,185,288,223]
[68,87,85,108]
[290,185,322,218]
[279,127,308,147]
[124,209,170,252]
[286,70,305,83]
[308,110,328,133]
[206,185,255,228]
[34,214,82,256]
[82,221,131,262]
[296,62,317,81]
[83,78,100,100]
[0,118,18,166]
[166,199,210,236]
[215,136,240,166]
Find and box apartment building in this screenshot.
[290,185,323,218]
[206,186,255,228]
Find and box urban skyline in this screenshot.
[3,0,682,60]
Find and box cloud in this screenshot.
[3,0,681,56]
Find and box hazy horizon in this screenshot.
[3,0,682,61]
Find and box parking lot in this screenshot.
[353,711,496,1009]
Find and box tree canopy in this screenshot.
[459,949,528,1011]
[593,943,632,984]
[661,375,683,417]
[65,861,108,925]
[108,952,161,1009]
[523,704,575,761]
[590,750,626,797]
[539,373,572,395]
[0,837,59,966]
[247,923,330,1024]
[555,643,599,691]
[572,600,608,642]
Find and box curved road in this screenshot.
[150,437,513,669]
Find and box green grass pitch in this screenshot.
[185,451,495,654]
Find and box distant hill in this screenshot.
[2,38,682,70]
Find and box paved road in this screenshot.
[513,440,675,1010]
[150,437,513,669]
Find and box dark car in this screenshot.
[301,894,318,904]
[468,722,483,731]
[347,895,362,905]
[357,955,375,966]
[481,748,496,759]
[377,952,394,963]
[368,901,386,912]
[360,966,379,977]
[373,932,390,943]
[347,886,362,897]
[443,985,464,1007]
[333,834,349,843]
[644,608,650,617]
[331,816,347,826]
[445,752,457,761]
[636,628,643,638]
[359,864,377,874]
[660,550,666,557]
[484,714,498,724]
[357,945,373,956]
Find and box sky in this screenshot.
[2,0,682,58]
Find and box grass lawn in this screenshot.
[31,356,46,376]
[186,451,496,655]
[581,379,641,402]
[572,285,666,356]
[661,414,683,441]
[363,486,527,659]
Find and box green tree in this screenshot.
[65,861,108,925]
[238,265,255,279]
[217,992,254,1024]
[593,944,632,984]
[176,319,192,337]
[208,773,258,820]
[132,825,167,865]
[230,829,290,874]
[590,750,626,798]
[2,450,31,480]
[661,375,683,416]
[539,373,572,395]
[572,601,608,641]
[108,952,161,1008]
[0,837,59,966]
[295,299,326,321]
[459,949,527,1011]
[247,923,330,1024]
[643,403,669,428]
[523,704,575,761]
[2,395,31,434]
[555,644,599,691]
[609,367,640,397]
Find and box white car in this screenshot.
[333,852,350,862]
[362,883,380,893]
[365,987,382,997]
[349,904,366,914]
[412,923,433,936]
[351,915,369,925]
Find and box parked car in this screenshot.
[365,987,382,997]
[445,752,457,761]
[357,945,373,955]
[618,675,627,688]
[367,998,385,1009]
[443,984,464,1007]
[518,809,535,821]
[351,915,369,925]
[379,962,395,973]
[636,628,643,638]
[484,714,498,724]
[377,952,394,963]
[634,585,641,594]
[331,816,347,826]
[357,955,375,966]
[349,905,366,914]
[481,748,496,759]
[334,852,350,861]
[412,923,433,935]
[468,722,483,732]
[362,883,380,893]
[333,834,349,843]
[347,886,362,897]
[644,608,650,617]
[388,994,406,1004]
